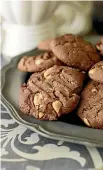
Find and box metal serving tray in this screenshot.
[1,36,103,147]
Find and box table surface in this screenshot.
[1,57,103,170]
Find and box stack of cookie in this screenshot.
[77,39,103,129]
[18,34,103,129]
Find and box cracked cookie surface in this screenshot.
[43,65,85,94]
[18,52,62,72]
[77,81,103,129]
[51,34,101,71]
[89,61,103,83]
[19,66,86,120]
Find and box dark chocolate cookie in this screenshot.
[38,39,52,51]
[18,52,62,72]
[19,66,83,120]
[96,37,103,56]
[77,81,103,129]
[89,61,103,83]
[51,34,101,71]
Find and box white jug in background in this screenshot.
[1,1,92,60]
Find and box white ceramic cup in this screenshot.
[1,1,92,60]
[1,1,59,59]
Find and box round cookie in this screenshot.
[43,65,86,94]
[89,61,103,83]
[77,81,103,129]
[96,37,103,56]
[51,34,101,71]
[38,39,52,51]
[19,66,82,120]
[18,52,62,72]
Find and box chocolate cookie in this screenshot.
[96,37,103,56]
[51,34,101,71]
[89,61,103,83]
[19,66,82,120]
[77,81,103,129]
[18,52,62,72]
[38,39,52,51]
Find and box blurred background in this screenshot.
[0,1,103,60]
[93,1,103,35]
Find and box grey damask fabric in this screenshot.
[1,101,103,170]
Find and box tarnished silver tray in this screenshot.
[1,36,103,147]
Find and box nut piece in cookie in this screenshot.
[34,93,43,105]
[51,34,101,71]
[89,61,103,83]
[19,70,80,120]
[77,81,103,129]
[52,100,62,113]
[17,52,62,72]
[96,37,103,56]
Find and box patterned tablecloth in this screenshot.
[1,57,103,170]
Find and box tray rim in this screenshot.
[1,49,103,148]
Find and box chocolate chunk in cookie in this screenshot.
[18,52,62,72]
[51,34,101,71]
[77,81,103,129]
[96,37,103,56]
[89,61,103,83]
[38,39,52,51]
[19,66,81,120]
